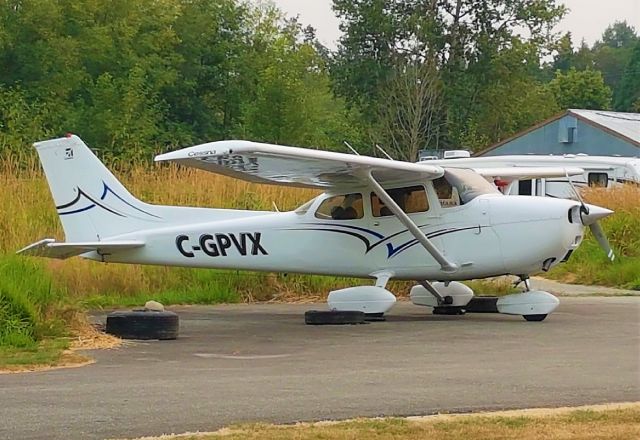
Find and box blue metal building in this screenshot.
[477,109,640,157]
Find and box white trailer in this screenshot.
[420,154,640,198]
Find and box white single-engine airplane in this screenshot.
[20,135,615,322]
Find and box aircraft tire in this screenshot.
[106,310,179,340]
[523,314,547,322]
[305,310,366,325]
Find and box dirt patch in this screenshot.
[69,325,122,351]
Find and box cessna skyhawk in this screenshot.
[19,135,614,322]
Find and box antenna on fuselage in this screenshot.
[375,144,394,160]
[343,141,360,155]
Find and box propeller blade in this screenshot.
[589,222,615,262]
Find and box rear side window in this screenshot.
[371,185,428,217]
[315,193,364,220]
[588,172,608,187]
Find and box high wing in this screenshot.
[155,140,443,189]
[454,166,584,180]
[18,239,144,259]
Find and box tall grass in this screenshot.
[0,256,67,347]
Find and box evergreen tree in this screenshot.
[614,42,640,112]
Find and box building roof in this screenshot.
[476,109,640,156]
[570,109,640,144]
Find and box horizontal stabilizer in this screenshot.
[469,166,584,180]
[17,238,144,260]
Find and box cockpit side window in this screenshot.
[433,177,461,207]
[315,193,364,220]
[370,185,429,217]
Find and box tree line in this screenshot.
[0,0,638,161]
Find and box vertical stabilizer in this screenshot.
[34,135,163,241]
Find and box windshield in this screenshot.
[443,168,500,204]
[295,197,317,215]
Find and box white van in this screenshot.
[420,154,640,198]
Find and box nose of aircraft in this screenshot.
[580,204,614,226]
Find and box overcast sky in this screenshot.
[266,0,640,49]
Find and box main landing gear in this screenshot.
[305,272,397,325]
[304,286,396,325]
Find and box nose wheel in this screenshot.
[514,276,551,321]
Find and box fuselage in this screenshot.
[94,190,585,282]
[25,135,600,288]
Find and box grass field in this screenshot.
[132,404,640,440]
[0,339,69,369]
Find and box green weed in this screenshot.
[0,256,69,349]
[0,338,69,367]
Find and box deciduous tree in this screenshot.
[547,68,612,110]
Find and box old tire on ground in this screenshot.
[523,314,547,322]
[106,310,179,340]
[305,310,366,325]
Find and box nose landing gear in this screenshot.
[410,276,559,322]
[504,275,558,322]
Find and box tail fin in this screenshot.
[35,135,163,241]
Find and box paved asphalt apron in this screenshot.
[1,297,638,440]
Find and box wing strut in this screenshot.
[365,171,459,273]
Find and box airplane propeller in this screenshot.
[580,205,615,262]
[565,170,616,262]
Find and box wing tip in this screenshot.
[154,140,252,163]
